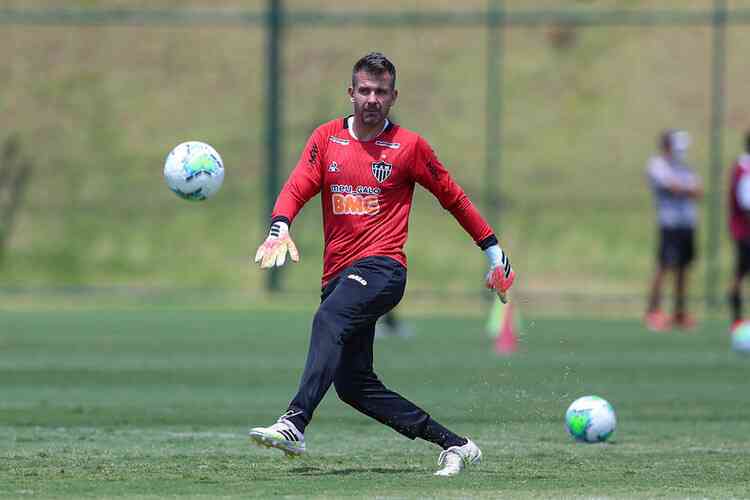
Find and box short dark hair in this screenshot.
[352,52,396,89]
[745,130,750,153]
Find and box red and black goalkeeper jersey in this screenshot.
[729,154,750,241]
[272,117,495,285]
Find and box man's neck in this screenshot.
[348,116,389,142]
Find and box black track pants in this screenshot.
[288,256,432,438]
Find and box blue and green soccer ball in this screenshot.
[731,320,750,354]
[565,395,616,443]
[163,141,224,201]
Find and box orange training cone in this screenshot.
[494,302,518,355]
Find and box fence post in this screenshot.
[0,134,32,264]
[485,0,504,219]
[706,0,727,310]
[265,0,283,292]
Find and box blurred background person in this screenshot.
[644,130,703,332]
[727,131,750,331]
[374,309,414,339]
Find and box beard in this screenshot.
[354,101,390,126]
[361,109,382,125]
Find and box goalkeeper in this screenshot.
[250,52,515,477]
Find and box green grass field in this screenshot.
[2,310,749,498]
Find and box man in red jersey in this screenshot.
[249,53,515,477]
[728,132,750,330]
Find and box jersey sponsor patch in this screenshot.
[330,184,380,195]
[329,136,350,145]
[371,160,393,183]
[332,193,379,216]
[375,140,400,149]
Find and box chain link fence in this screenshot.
[2,1,749,315]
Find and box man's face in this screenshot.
[348,70,397,127]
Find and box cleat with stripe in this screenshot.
[434,438,481,477]
[249,414,305,457]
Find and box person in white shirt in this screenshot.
[645,130,703,332]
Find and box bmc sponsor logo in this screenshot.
[332,193,379,216]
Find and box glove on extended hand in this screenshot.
[254,221,299,269]
[484,244,515,304]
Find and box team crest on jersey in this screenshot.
[328,161,340,172]
[371,160,393,183]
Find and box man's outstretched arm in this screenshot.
[413,137,516,301]
[254,131,323,269]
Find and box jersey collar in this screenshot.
[343,115,393,141]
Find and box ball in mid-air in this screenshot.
[565,395,616,443]
[164,141,224,201]
[731,320,750,354]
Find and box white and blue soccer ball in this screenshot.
[731,321,750,354]
[565,395,616,443]
[163,141,224,201]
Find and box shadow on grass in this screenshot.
[290,466,417,476]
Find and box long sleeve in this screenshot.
[412,136,495,247]
[271,129,324,224]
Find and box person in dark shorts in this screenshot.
[645,130,702,331]
[727,131,750,331]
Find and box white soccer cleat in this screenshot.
[249,416,305,457]
[433,438,482,477]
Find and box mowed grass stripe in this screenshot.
[1,311,749,498]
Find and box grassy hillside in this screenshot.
[2,0,750,313]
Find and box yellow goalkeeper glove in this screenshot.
[254,221,299,269]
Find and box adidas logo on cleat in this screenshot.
[249,415,306,457]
